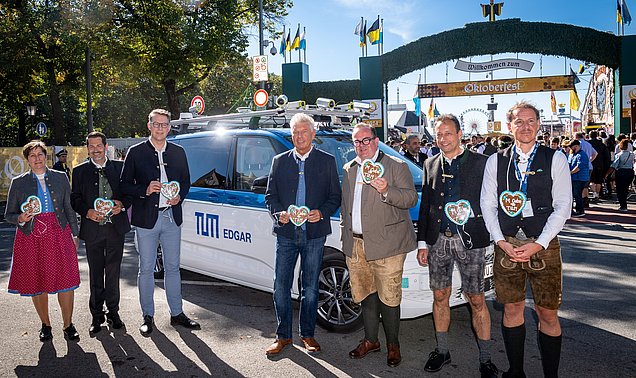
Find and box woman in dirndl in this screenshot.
[5,140,81,342]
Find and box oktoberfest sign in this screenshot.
[454,58,534,73]
[417,75,576,98]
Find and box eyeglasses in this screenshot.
[353,137,374,146]
[151,122,170,129]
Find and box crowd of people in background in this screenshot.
[389,129,636,215]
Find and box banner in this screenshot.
[622,85,636,118]
[0,146,88,201]
[417,75,576,98]
[454,58,534,73]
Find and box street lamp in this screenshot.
[26,102,36,117]
[25,101,36,138]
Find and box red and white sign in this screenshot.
[252,55,268,82]
[190,95,205,115]
[253,89,269,107]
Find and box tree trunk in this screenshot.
[45,61,66,146]
[164,79,180,119]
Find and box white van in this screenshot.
[162,110,494,332]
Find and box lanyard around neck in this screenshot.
[512,143,538,194]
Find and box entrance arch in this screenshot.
[381,18,620,83]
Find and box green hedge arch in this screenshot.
[382,19,620,82]
[299,19,620,103]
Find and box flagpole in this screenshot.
[376,15,380,56]
[297,23,301,62]
[303,27,306,64]
[418,74,422,134]
[380,18,384,55]
[360,17,364,57]
[283,25,286,64]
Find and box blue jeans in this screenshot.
[273,230,326,339]
[136,208,183,317]
[572,180,587,214]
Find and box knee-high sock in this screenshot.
[502,324,526,375]
[538,331,562,378]
[379,302,401,345]
[361,293,380,343]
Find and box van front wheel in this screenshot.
[315,254,362,333]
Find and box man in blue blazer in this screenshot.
[264,113,341,357]
[121,108,198,336]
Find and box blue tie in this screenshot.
[296,160,306,230]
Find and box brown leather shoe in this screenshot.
[387,343,401,367]
[265,338,292,356]
[300,337,321,354]
[349,339,381,359]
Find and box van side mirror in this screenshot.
[251,175,268,194]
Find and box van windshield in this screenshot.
[287,134,423,190]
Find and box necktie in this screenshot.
[295,160,306,230]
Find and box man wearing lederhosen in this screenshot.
[481,102,572,378]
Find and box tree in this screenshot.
[110,0,291,117]
[0,0,92,146]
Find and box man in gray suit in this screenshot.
[341,123,418,367]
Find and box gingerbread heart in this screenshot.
[94,197,115,215]
[160,181,180,200]
[444,200,472,226]
[287,204,310,227]
[20,195,42,215]
[361,159,384,184]
[499,190,527,217]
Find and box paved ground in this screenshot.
[0,198,634,377]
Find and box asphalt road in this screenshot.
[0,201,635,377]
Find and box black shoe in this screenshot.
[39,324,53,342]
[89,315,105,334]
[424,348,451,372]
[170,312,201,329]
[63,323,80,341]
[139,315,154,336]
[107,312,125,329]
[480,360,499,378]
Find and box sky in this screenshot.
[247,0,633,135]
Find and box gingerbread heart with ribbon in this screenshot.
[287,204,310,227]
[160,181,180,200]
[20,195,42,215]
[94,198,115,215]
[444,200,472,226]
[361,159,384,184]
[499,190,527,217]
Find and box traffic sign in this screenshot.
[252,55,268,82]
[35,122,47,137]
[190,95,205,115]
[253,89,269,107]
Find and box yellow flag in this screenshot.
[570,90,580,111]
[550,91,557,113]
[427,98,435,119]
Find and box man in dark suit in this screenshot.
[403,134,427,168]
[264,113,341,357]
[417,115,498,377]
[71,132,131,333]
[121,108,198,336]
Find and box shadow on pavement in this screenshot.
[95,328,165,376]
[14,341,107,377]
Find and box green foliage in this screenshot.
[382,19,620,83]
[303,80,360,105]
[0,0,292,145]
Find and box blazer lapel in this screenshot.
[103,160,119,191]
[431,155,443,191]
